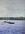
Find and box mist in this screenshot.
[0,0,25,17]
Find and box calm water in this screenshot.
[0,20,25,34]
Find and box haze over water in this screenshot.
[0,0,25,17]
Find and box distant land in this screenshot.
[0,17,25,20]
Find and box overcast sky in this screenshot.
[0,0,25,17]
